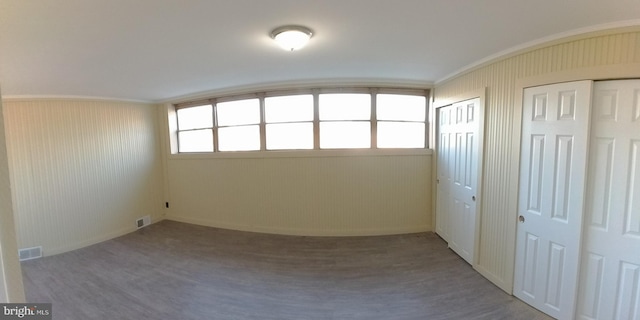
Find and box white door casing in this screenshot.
[577,80,640,320]
[436,98,481,264]
[514,81,592,319]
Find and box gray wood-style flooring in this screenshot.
[21,220,552,320]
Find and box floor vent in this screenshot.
[136,215,151,229]
[19,246,42,261]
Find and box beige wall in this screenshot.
[0,91,25,302]
[2,99,164,256]
[1,96,432,258]
[434,27,640,292]
[166,151,432,236]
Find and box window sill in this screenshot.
[168,148,433,160]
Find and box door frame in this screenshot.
[432,88,486,266]
[507,63,640,296]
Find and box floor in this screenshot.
[21,220,552,320]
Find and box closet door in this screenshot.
[514,81,592,320]
[577,80,640,320]
[436,105,454,243]
[436,98,481,264]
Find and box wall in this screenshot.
[0,89,25,302]
[165,151,432,236]
[2,99,164,256]
[433,27,640,292]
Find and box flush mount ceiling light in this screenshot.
[271,25,313,51]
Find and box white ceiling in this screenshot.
[1,0,639,102]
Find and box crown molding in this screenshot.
[436,19,640,85]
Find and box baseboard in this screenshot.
[165,215,431,237]
[474,264,512,294]
[42,218,165,257]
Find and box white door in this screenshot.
[436,98,480,264]
[514,81,592,319]
[577,80,640,320]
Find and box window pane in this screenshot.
[218,125,260,151]
[266,123,313,150]
[178,129,213,152]
[265,95,313,123]
[320,122,370,149]
[216,99,260,126]
[177,105,213,130]
[377,94,426,121]
[377,122,425,148]
[319,94,371,120]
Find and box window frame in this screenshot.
[173,87,430,154]
[175,104,215,153]
[318,92,372,149]
[375,93,428,149]
[264,94,315,150]
[214,97,262,152]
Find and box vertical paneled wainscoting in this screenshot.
[0,93,25,302]
[165,152,432,236]
[3,99,164,256]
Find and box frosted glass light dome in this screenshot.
[271,26,313,51]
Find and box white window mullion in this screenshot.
[313,90,320,150]
[424,91,430,148]
[258,94,266,151]
[211,99,219,152]
[370,88,378,149]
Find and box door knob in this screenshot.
[472,196,476,201]
[519,215,525,223]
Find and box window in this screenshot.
[174,88,429,153]
[216,99,260,151]
[177,105,213,152]
[319,94,371,149]
[265,95,314,150]
[376,94,426,148]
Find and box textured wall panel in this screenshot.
[3,99,163,255]
[0,93,25,302]
[434,29,640,292]
[167,154,431,236]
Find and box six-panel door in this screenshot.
[436,98,480,265]
[515,81,592,319]
[577,80,640,320]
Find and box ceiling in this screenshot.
[1,0,639,102]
